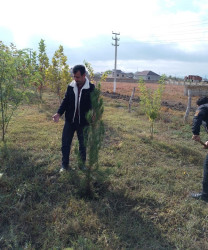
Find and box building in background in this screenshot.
[134,70,160,81]
[111,69,127,78]
[184,75,202,83]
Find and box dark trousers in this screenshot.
[61,121,87,168]
[203,154,208,194]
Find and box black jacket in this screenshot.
[57,78,95,126]
[192,103,208,135]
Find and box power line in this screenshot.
[147,25,208,38]
[150,18,208,29]
[142,36,208,44]
[146,39,208,45]
[142,18,208,43]
[135,20,208,45]
[156,27,208,34]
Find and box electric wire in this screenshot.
[139,18,208,45]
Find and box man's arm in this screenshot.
[52,85,69,122]
[52,85,70,122]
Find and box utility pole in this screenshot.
[29,48,32,59]
[112,31,120,93]
[25,48,33,60]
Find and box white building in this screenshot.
[111,69,127,78]
[134,70,160,81]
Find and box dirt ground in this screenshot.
[101,81,199,111]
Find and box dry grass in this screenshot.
[1,87,208,249]
[101,81,199,106]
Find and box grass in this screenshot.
[1,89,208,249]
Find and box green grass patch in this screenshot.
[1,93,208,249]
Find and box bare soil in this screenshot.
[101,81,198,112]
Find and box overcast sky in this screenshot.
[1,0,208,78]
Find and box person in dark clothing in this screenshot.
[191,96,208,200]
[52,65,95,172]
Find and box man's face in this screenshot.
[73,71,86,86]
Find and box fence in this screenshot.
[184,85,208,96]
[184,85,208,121]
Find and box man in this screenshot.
[52,65,95,172]
[191,96,208,200]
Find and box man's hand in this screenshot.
[192,135,201,142]
[204,141,208,149]
[52,113,60,122]
[192,134,208,148]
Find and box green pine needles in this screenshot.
[76,61,108,197]
[138,75,166,138]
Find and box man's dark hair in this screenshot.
[196,96,208,106]
[73,65,86,75]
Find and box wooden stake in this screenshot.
[184,89,192,122]
[128,87,136,113]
